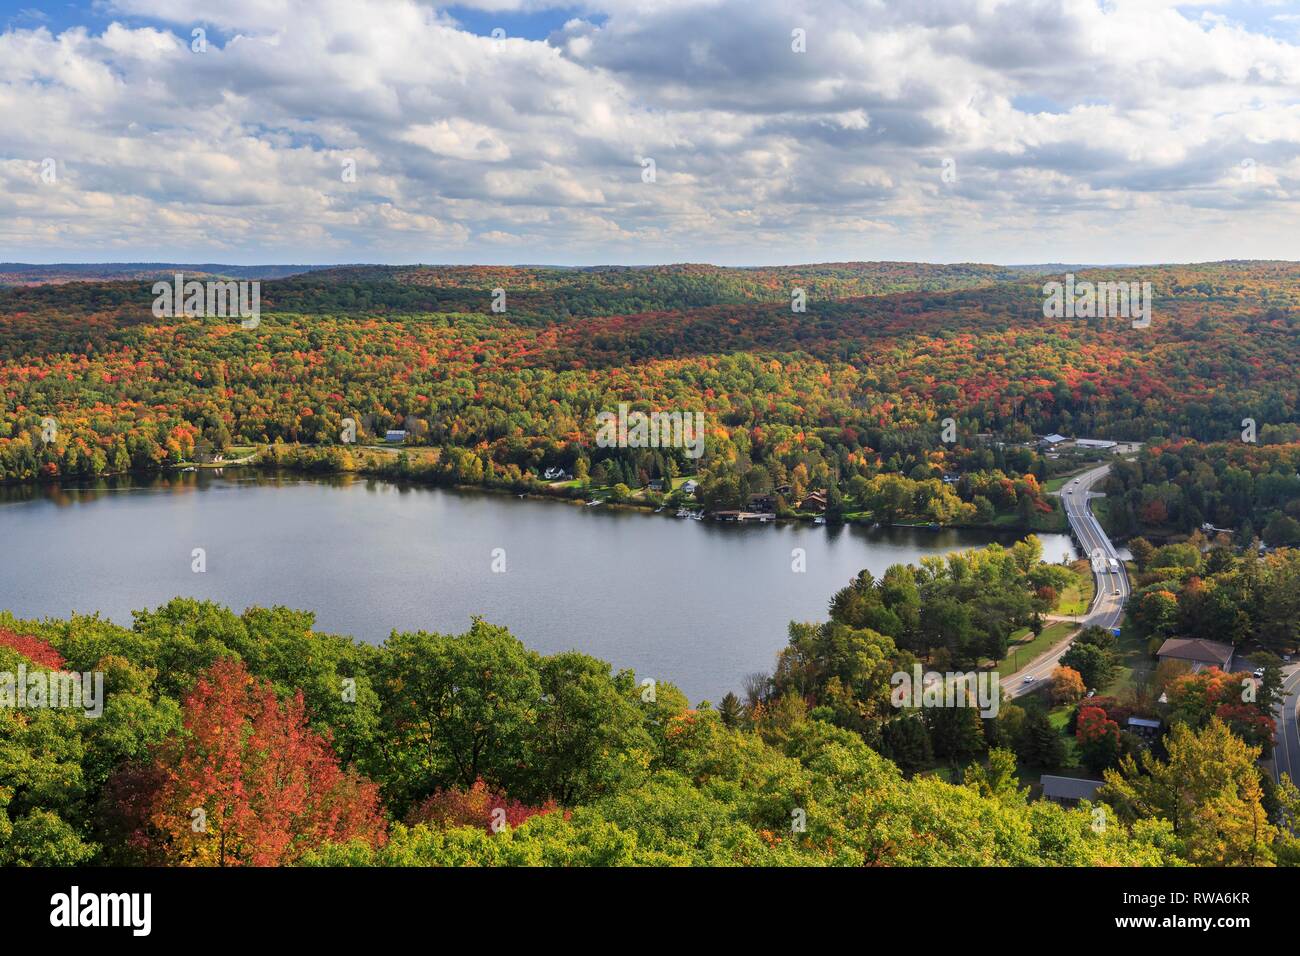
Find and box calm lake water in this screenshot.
[0,473,1077,702]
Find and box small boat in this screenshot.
[655,506,665,513]
[690,512,704,521]
[586,499,603,507]
[675,508,691,518]
[813,516,826,525]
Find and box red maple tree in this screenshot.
[0,629,65,670]
[407,779,559,834]
[107,657,386,865]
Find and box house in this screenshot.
[1038,433,1069,448]
[748,493,776,513]
[1075,438,1118,451]
[1127,717,1161,740]
[1040,775,1105,805]
[800,490,828,513]
[542,467,571,481]
[648,479,666,492]
[680,480,699,495]
[941,472,960,484]
[385,429,408,443]
[1156,637,1234,672]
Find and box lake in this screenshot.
[0,473,1078,702]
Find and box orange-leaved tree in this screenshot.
[106,657,386,865]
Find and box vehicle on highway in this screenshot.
[1113,587,1120,595]
[1022,676,1035,684]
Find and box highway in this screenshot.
[1273,665,1300,785]
[989,459,1300,787]
[1001,462,1129,699]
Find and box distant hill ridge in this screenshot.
[0,263,325,285]
[4,259,1296,290]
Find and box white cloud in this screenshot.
[0,0,1297,263]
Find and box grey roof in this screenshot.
[1127,717,1161,729]
[1040,775,1105,801]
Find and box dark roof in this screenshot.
[1040,776,1105,801]
[1156,638,1234,667]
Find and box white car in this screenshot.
[1253,668,1266,678]
[1284,655,1292,663]
[1022,675,1035,684]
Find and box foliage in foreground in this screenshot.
[1,591,1177,867]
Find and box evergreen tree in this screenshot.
[1015,710,1065,771]
[718,692,743,729]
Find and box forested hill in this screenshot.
[0,263,324,286]
[1,261,1297,514]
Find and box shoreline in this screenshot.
[2,457,1070,542]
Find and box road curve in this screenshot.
[1001,462,1129,699]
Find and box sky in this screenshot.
[1,0,1299,266]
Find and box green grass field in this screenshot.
[1055,561,1095,615]
[996,621,1077,678]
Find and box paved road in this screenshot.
[1273,665,1300,785]
[1001,462,1129,699]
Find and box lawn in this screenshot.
[1055,561,1095,615]
[1044,471,1087,493]
[996,621,1077,678]
[987,502,1069,533]
[1109,572,1155,694]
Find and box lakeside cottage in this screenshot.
[800,490,828,513]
